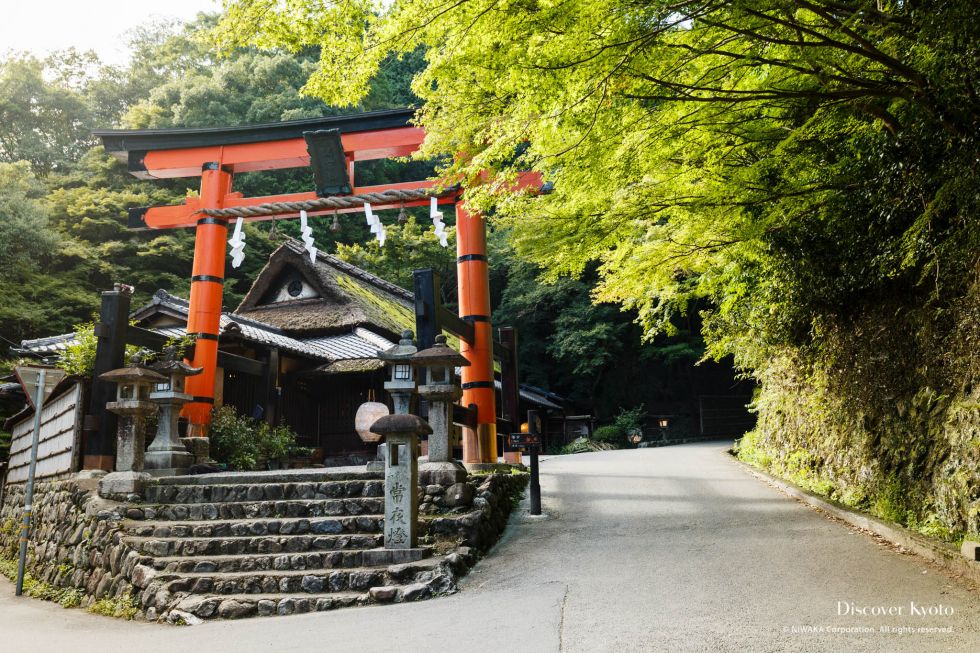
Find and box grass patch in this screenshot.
[89,594,139,620]
[0,556,85,607]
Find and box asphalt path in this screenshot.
[1,442,978,652]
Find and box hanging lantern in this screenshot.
[330,212,341,232]
[397,204,408,224]
[355,390,389,444]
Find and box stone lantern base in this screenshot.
[418,460,467,487]
[179,436,213,465]
[98,471,152,498]
[144,449,194,477]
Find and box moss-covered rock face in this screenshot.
[738,282,980,542]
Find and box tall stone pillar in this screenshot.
[370,414,431,552]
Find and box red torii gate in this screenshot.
[96,109,537,466]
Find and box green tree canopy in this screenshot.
[218,0,979,367]
[0,54,95,172]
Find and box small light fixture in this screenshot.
[658,417,670,429]
[330,212,341,232]
[628,432,643,446]
[394,363,412,381]
[397,204,408,224]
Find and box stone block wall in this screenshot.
[0,480,143,608]
[0,470,530,621]
[423,472,529,552]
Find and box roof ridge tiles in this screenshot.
[149,289,290,335]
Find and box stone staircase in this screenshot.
[119,469,454,621]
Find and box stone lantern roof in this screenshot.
[99,367,166,384]
[151,359,203,378]
[377,329,417,361]
[411,335,469,367]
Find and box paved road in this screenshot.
[2,442,978,652]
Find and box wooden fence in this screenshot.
[6,382,84,484]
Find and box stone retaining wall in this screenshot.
[0,470,530,620]
[0,479,143,609]
[424,472,529,552]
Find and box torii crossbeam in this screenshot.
[96,109,537,465]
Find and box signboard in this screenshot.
[507,432,541,451]
[14,365,66,408]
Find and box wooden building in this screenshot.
[21,241,411,465]
[18,239,568,465]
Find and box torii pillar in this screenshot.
[183,163,232,435]
[456,204,497,464]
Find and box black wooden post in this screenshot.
[413,268,440,351]
[264,347,280,425]
[528,409,542,515]
[83,284,132,470]
[499,326,519,456]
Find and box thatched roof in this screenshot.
[235,240,415,339]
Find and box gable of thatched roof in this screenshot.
[234,239,415,339]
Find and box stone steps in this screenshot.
[127,498,383,521]
[149,549,386,573]
[145,479,384,504]
[118,468,471,622]
[170,584,433,620]
[123,514,383,539]
[124,532,384,557]
[159,558,444,596]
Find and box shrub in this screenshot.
[560,437,616,454]
[592,425,626,447]
[208,405,300,470]
[0,518,19,558]
[613,405,647,441]
[57,319,140,377]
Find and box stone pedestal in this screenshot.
[366,445,387,472]
[145,396,194,474]
[422,392,455,463]
[418,461,468,487]
[180,436,213,465]
[98,470,152,497]
[370,414,431,550]
[117,413,146,472]
[105,401,158,473]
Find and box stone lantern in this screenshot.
[97,358,166,497]
[369,330,418,472]
[145,348,202,474]
[377,329,418,415]
[412,334,468,485]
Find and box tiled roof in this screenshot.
[16,334,77,355]
[18,290,395,364]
